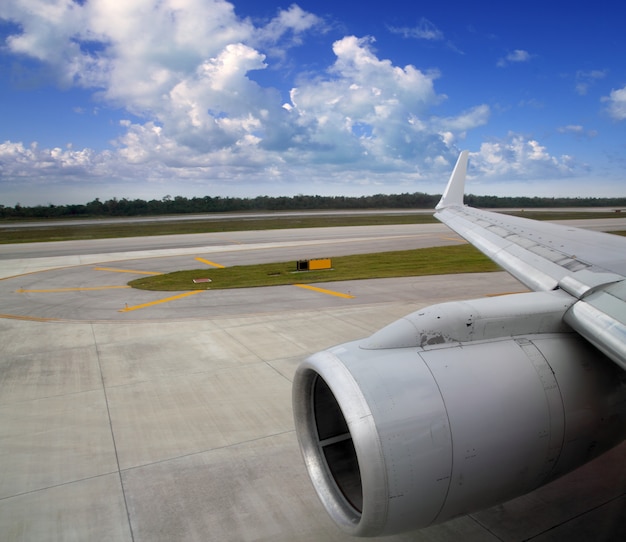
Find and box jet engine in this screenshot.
[292,291,626,537]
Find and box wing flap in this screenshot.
[564,281,626,371]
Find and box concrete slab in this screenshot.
[0,319,96,356]
[94,323,263,388]
[106,363,294,470]
[0,388,117,499]
[0,473,132,542]
[0,343,102,404]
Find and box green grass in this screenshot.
[2,210,624,244]
[129,244,500,291]
[0,214,437,244]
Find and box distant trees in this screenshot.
[464,194,626,208]
[1,193,625,220]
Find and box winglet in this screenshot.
[435,150,469,210]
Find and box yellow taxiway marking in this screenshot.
[195,257,225,268]
[17,285,131,293]
[294,284,354,299]
[94,267,163,275]
[440,236,468,243]
[0,313,58,322]
[119,290,204,312]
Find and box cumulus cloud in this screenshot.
[602,85,626,120]
[0,139,115,181]
[0,1,568,202]
[470,134,578,180]
[288,36,453,165]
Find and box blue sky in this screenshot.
[1,0,625,206]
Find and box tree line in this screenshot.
[1,193,625,220]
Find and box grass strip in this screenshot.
[0,214,437,244]
[129,244,500,291]
[2,211,624,244]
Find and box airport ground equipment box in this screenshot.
[296,258,332,271]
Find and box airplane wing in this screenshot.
[435,150,626,370]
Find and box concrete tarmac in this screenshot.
[0,224,624,541]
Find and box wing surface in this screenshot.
[434,151,626,371]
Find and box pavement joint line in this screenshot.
[293,283,355,299]
[195,257,225,268]
[94,266,163,275]
[0,471,120,502]
[119,429,297,473]
[17,285,131,293]
[119,290,205,312]
[89,324,136,542]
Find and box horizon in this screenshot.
[3,191,626,214]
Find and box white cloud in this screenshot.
[388,18,444,41]
[497,49,532,67]
[557,125,598,138]
[557,125,584,135]
[470,134,579,181]
[255,3,324,47]
[575,69,607,95]
[0,140,103,177]
[602,85,626,120]
[431,105,490,133]
[0,1,575,203]
[286,36,456,167]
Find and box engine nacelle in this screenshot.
[292,292,626,537]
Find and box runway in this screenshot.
[0,223,624,541]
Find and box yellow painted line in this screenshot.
[294,284,354,299]
[440,236,468,243]
[94,267,163,275]
[195,257,225,268]
[0,313,58,322]
[119,290,204,312]
[17,285,131,293]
